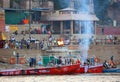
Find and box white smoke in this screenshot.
[77,0,94,64]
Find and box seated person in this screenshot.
[109,60,116,68]
[48,60,54,66]
[103,60,110,69]
[37,59,43,66]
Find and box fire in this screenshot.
[57,38,64,46]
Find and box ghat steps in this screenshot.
[0,45,120,64]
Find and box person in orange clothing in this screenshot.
[109,59,116,68]
[94,57,100,65]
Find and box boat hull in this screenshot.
[0,64,80,76]
[87,65,103,73]
[75,64,103,74]
[103,68,120,73]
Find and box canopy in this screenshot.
[9,25,18,31]
[59,7,76,11]
[42,13,99,21]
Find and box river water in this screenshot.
[0,73,120,82]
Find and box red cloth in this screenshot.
[23,19,29,24]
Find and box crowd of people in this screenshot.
[2,34,72,50]
[95,35,119,45]
[103,56,117,69]
[1,34,119,50]
[28,55,81,67]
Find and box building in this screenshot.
[0,0,10,8]
[0,9,5,32]
[41,0,98,37]
[5,0,53,24]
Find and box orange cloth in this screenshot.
[109,60,114,66]
[94,57,99,63]
[23,19,29,24]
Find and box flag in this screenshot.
[1,32,6,40]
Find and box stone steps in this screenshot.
[0,45,120,64]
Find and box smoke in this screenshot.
[56,0,94,63]
[76,0,94,63]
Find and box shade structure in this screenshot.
[41,13,99,21]
[59,7,76,11]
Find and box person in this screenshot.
[76,59,80,64]
[90,57,95,65]
[48,35,53,45]
[101,27,104,35]
[57,56,62,65]
[61,57,66,65]
[37,59,43,66]
[110,55,113,61]
[103,60,110,69]
[84,63,89,73]
[14,30,18,35]
[4,42,9,49]
[48,59,56,66]
[94,57,99,65]
[109,59,116,68]
[86,58,90,65]
[16,52,19,64]
[109,55,116,68]
[29,57,36,67]
[29,57,33,67]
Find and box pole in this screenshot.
[29,0,31,38]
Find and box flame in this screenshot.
[57,38,64,46]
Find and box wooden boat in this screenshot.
[87,64,103,73]
[0,64,80,76]
[75,64,103,74]
[103,67,120,73]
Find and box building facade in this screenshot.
[0,0,10,8]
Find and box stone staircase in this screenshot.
[0,45,120,64]
[88,45,120,63]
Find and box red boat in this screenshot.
[0,64,80,76]
[75,64,103,74]
[87,64,103,73]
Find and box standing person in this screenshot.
[16,52,19,64]
[62,57,66,65]
[33,57,36,67]
[101,27,104,35]
[39,39,44,50]
[110,55,114,61]
[84,63,89,73]
[29,57,33,67]
[41,25,46,34]
[57,56,62,65]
